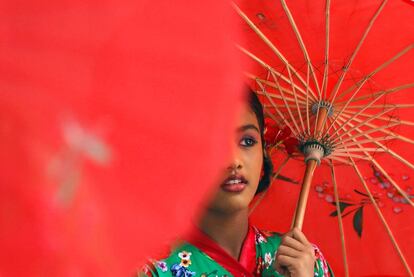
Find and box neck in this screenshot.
[198,208,249,260]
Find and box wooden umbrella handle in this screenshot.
[292,157,318,230]
[292,107,328,230]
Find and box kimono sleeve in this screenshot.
[137,262,159,277]
[137,259,172,277]
[313,244,334,277]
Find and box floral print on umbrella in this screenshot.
[314,164,413,237]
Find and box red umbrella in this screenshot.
[0,1,243,275]
[234,0,414,276]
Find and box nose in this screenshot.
[227,161,242,172]
[227,145,242,172]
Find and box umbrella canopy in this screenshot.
[234,0,414,276]
[0,0,242,275]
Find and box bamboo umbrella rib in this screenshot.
[313,100,322,137]
[337,121,400,145]
[341,110,414,127]
[285,152,303,158]
[331,107,396,144]
[335,114,414,170]
[249,156,290,214]
[263,75,302,135]
[329,160,350,277]
[336,83,414,106]
[265,68,272,83]
[328,113,370,140]
[371,159,414,207]
[370,142,414,170]
[321,0,331,100]
[333,115,414,206]
[306,63,311,135]
[334,127,413,274]
[334,129,413,276]
[327,83,414,138]
[258,81,299,136]
[246,73,308,102]
[238,46,317,102]
[256,70,310,136]
[330,152,372,160]
[337,136,396,149]
[270,71,307,134]
[265,104,307,109]
[337,113,414,146]
[334,148,386,153]
[264,110,281,126]
[258,91,307,105]
[310,0,382,134]
[233,4,319,101]
[347,153,413,276]
[261,73,312,135]
[343,104,414,109]
[280,0,322,98]
[279,84,306,136]
[327,90,392,139]
[321,75,367,138]
[328,0,388,104]
[238,3,413,272]
[327,119,371,167]
[240,46,286,83]
[325,156,354,166]
[264,105,309,120]
[337,43,414,101]
[332,121,412,207]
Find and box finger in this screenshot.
[280,235,306,251]
[275,254,296,269]
[273,263,288,277]
[276,243,316,265]
[291,230,316,258]
[273,259,289,277]
[276,253,315,277]
[276,245,302,258]
[283,229,294,238]
[291,227,310,245]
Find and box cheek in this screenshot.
[254,155,263,180]
[245,149,263,182]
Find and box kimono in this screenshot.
[140,225,333,277]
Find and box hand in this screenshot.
[274,228,316,277]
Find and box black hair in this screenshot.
[247,87,274,194]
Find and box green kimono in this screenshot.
[140,225,333,277]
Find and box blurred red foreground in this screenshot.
[0,0,242,275]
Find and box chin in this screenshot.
[207,197,251,215]
[207,205,247,215]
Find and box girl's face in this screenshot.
[207,101,263,214]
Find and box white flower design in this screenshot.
[264,252,273,268]
[256,232,266,244]
[178,251,192,260]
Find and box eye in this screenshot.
[240,136,258,147]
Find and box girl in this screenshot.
[140,89,333,277]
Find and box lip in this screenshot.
[221,174,248,193]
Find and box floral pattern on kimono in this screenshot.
[139,225,334,277]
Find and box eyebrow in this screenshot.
[237,124,260,133]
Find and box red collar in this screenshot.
[185,225,256,277]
